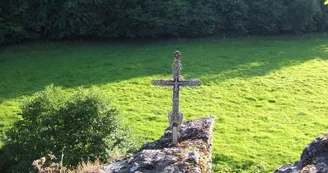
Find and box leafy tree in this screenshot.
[214,0,249,35]
[286,0,322,34]
[0,0,30,44]
[156,0,190,37]
[184,0,216,36]
[245,0,287,34]
[1,85,135,172]
[26,0,101,39]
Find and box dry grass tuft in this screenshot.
[68,159,103,173]
[32,155,103,173]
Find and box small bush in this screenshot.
[1,85,135,172]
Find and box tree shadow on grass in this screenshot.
[0,37,327,104]
[181,40,328,84]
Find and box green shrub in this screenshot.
[1,85,135,173]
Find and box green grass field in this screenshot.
[0,36,327,172]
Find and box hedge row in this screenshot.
[0,0,327,44]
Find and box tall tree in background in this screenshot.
[245,0,286,34]
[26,0,101,39]
[288,0,321,35]
[0,0,29,44]
[214,0,249,35]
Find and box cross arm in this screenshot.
[178,80,201,86]
[152,79,174,86]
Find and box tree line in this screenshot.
[0,0,327,44]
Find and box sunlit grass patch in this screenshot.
[0,35,327,172]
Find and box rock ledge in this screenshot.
[275,133,328,173]
[102,116,215,173]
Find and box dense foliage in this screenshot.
[0,85,134,173]
[0,0,328,44]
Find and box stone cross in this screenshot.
[152,51,201,145]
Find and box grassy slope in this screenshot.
[0,36,327,172]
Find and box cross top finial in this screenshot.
[174,51,181,59]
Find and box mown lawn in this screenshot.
[0,36,327,172]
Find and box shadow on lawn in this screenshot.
[182,42,328,85]
[0,37,327,103]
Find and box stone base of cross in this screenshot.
[152,51,201,145]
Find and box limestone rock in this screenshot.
[101,116,215,173]
[275,133,328,173]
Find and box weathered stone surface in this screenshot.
[275,133,328,173]
[32,154,61,173]
[101,116,215,173]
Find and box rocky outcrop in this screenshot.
[32,154,61,173]
[275,133,328,173]
[101,116,215,173]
